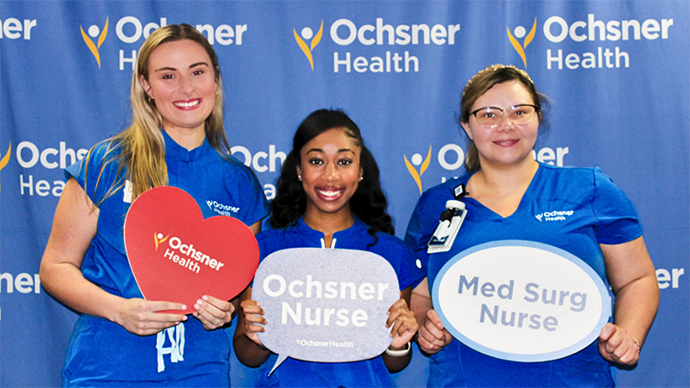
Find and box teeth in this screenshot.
[318,189,341,197]
[175,100,200,107]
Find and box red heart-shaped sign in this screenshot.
[124,186,258,314]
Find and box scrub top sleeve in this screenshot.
[404,192,440,275]
[396,240,426,290]
[237,168,270,227]
[591,168,644,245]
[64,142,119,204]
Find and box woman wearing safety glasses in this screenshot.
[405,64,659,387]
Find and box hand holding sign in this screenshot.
[124,186,259,314]
[598,323,641,365]
[251,248,400,375]
[417,309,454,355]
[386,298,418,350]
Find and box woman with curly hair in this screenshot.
[234,109,424,387]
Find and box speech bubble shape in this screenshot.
[252,248,400,374]
[124,186,259,314]
[432,240,611,362]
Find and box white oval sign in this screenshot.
[432,240,611,362]
[253,248,400,374]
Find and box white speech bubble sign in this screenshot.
[432,240,611,362]
[253,248,400,374]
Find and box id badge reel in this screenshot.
[427,184,468,254]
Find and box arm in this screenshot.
[40,178,187,336]
[410,278,453,356]
[233,286,273,367]
[598,236,659,365]
[192,220,262,330]
[382,286,418,373]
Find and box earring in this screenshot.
[297,174,302,181]
[359,176,364,182]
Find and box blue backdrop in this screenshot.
[1,1,688,387]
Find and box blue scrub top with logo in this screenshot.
[62,130,268,387]
[254,217,424,387]
[405,162,643,387]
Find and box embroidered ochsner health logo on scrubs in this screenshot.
[535,210,574,222]
[507,17,537,68]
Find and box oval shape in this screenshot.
[253,248,400,373]
[432,240,611,362]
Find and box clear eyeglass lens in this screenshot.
[475,105,536,127]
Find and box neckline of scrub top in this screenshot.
[162,128,211,163]
[462,163,543,221]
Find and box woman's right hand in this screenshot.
[240,298,267,347]
[114,298,187,336]
[417,309,453,355]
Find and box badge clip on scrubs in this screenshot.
[427,183,468,254]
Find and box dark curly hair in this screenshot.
[269,109,395,240]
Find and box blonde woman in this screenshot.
[40,24,268,387]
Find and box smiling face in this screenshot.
[139,39,217,140]
[461,80,540,170]
[296,127,363,222]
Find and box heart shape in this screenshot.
[124,186,258,314]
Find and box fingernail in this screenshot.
[202,295,209,301]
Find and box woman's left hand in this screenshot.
[386,298,418,349]
[598,323,640,365]
[193,295,234,330]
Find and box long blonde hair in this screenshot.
[87,24,231,203]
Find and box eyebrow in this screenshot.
[305,148,356,155]
[153,62,210,73]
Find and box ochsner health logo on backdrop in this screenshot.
[81,17,109,68]
[509,13,675,71]
[507,18,537,68]
[79,16,247,71]
[0,143,11,192]
[294,18,461,73]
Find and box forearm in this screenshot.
[612,274,660,347]
[233,331,272,367]
[383,343,412,373]
[40,260,125,322]
[410,279,432,326]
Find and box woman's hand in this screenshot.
[193,295,234,330]
[598,323,640,365]
[599,237,659,366]
[113,298,187,336]
[240,298,267,347]
[233,288,271,367]
[386,298,418,349]
[417,309,453,355]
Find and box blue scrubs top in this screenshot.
[405,163,643,387]
[254,217,424,387]
[61,130,269,387]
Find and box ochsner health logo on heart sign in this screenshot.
[155,233,226,274]
[124,186,258,314]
